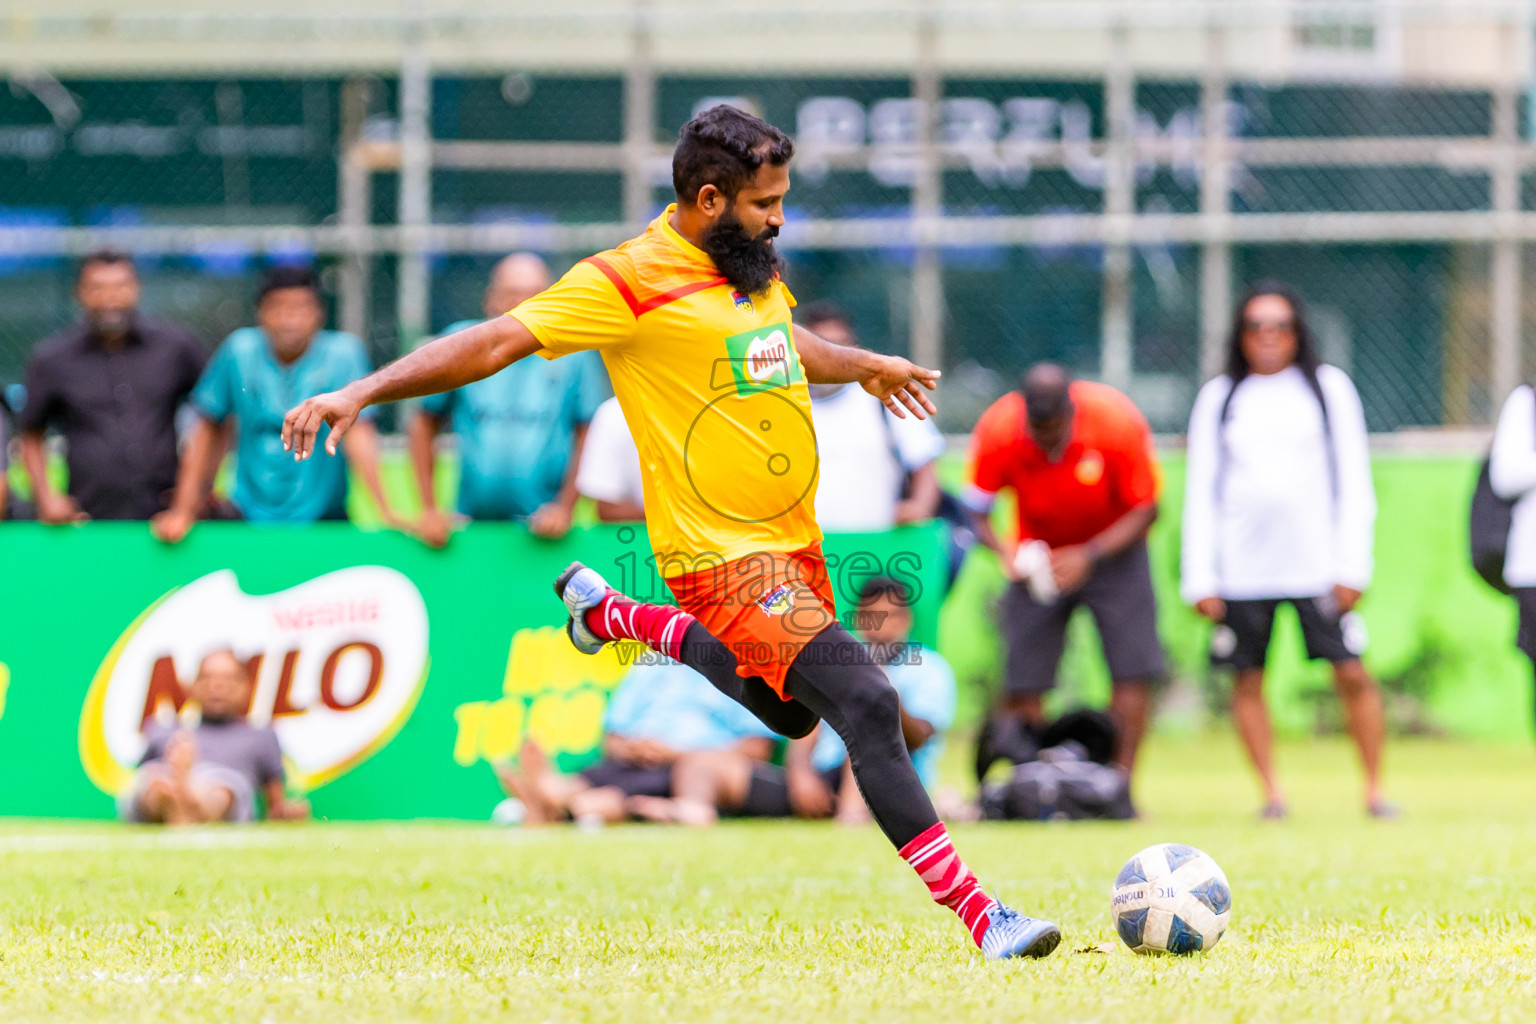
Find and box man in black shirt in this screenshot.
[19,250,206,521]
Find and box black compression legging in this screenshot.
[678,621,939,848]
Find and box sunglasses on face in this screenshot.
[1242,318,1295,333]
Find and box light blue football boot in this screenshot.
[553,561,612,655]
[979,903,1062,960]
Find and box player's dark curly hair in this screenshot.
[672,104,794,204]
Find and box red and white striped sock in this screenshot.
[898,822,998,947]
[582,593,696,661]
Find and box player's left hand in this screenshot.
[1332,584,1363,613]
[283,387,363,461]
[860,355,940,420]
[1051,544,1094,594]
[528,501,574,540]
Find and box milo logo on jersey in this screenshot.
[724,322,802,396]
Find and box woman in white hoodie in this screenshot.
[1182,282,1392,820]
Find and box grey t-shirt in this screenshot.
[142,718,286,792]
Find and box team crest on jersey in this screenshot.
[757,583,795,616]
[732,290,754,314]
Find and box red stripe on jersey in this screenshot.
[582,256,642,317]
[635,275,729,315]
[582,256,728,318]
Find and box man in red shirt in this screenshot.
[965,363,1163,773]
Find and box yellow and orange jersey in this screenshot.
[510,205,821,574]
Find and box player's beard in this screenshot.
[701,209,784,296]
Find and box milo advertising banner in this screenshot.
[0,522,946,819]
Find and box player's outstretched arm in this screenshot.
[792,323,940,420]
[283,316,543,460]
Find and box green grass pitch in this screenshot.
[1,737,1533,1023]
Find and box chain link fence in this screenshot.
[3,3,1535,434]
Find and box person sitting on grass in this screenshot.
[120,650,309,825]
[784,576,956,825]
[499,656,787,826]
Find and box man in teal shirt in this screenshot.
[151,267,399,542]
[409,253,604,546]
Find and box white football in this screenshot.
[1111,843,1232,954]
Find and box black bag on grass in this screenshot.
[973,708,1119,784]
[979,743,1135,822]
[976,708,1132,821]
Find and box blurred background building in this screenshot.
[3,0,1535,432]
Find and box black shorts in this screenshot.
[1000,540,1165,696]
[578,758,673,798]
[1209,596,1366,671]
[1514,589,1536,663]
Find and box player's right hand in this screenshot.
[282,388,362,461]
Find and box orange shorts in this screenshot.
[665,544,838,699]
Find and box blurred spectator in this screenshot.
[499,658,785,826]
[1490,372,1536,738]
[19,250,205,522]
[151,267,398,543]
[1185,285,1385,818]
[1179,284,1388,822]
[575,396,646,522]
[783,576,956,825]
[120,650,309,824]
[409,253,604,546]
[965,363,1162,776]
[801,302,944,531]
